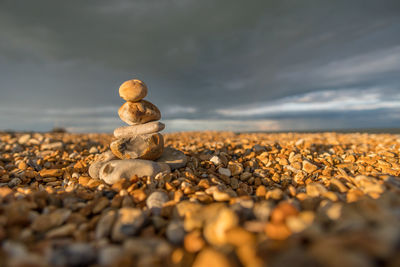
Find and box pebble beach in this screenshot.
[1,131,400,267]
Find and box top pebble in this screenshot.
[119,79,148,102]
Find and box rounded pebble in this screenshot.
[119,79,148,102]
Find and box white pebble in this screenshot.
[210,156,222,165]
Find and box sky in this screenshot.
[1,0,400,132]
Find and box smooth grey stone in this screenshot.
[99,159,170,185]
[88,150,117,179]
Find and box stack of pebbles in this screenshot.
[89,79,187,184]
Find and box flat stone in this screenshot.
[88,150,117,179]
[119,79,148,102]
[118,100,161,125]
[99,159,170,185]
[114,121,165,138]
[110,133,164,160]
[156,147,187,169]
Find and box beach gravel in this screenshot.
[0,131,400,266]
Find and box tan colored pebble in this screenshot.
[118,79,148,102]
[17,161,28,170]
[203,207,238,246]
[110,133,164,160]
[39,169,64,177]
[118,100,161,125]
[226,227,256,247]
[78,176,91,186]
[265,188,283,200]
[270,202,299,224]
[192,248,232,267]
[302,160,318,173]
[184,230,205,253]
[0,187,13,199]
[256,185,267,197]
[306,183,328,197]
[265,222,292,240]
[212,190,231,202]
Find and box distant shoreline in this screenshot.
[1,128,400,134]
[241,128,400,134]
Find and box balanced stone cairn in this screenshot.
[89,79,187,184]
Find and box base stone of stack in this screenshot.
[114,122,165,138]
[88,150,117,179]
[110,133,164,160]
[156,147,187,170]
[99,159,171,185]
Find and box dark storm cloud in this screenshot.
[0,0,400,132]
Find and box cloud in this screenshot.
[163,119,281,132]
[216,87,400,117]
[163,105,197,116]
[318,46,400,80]
[1,0,400,131]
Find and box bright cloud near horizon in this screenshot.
[1,0,400,132]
